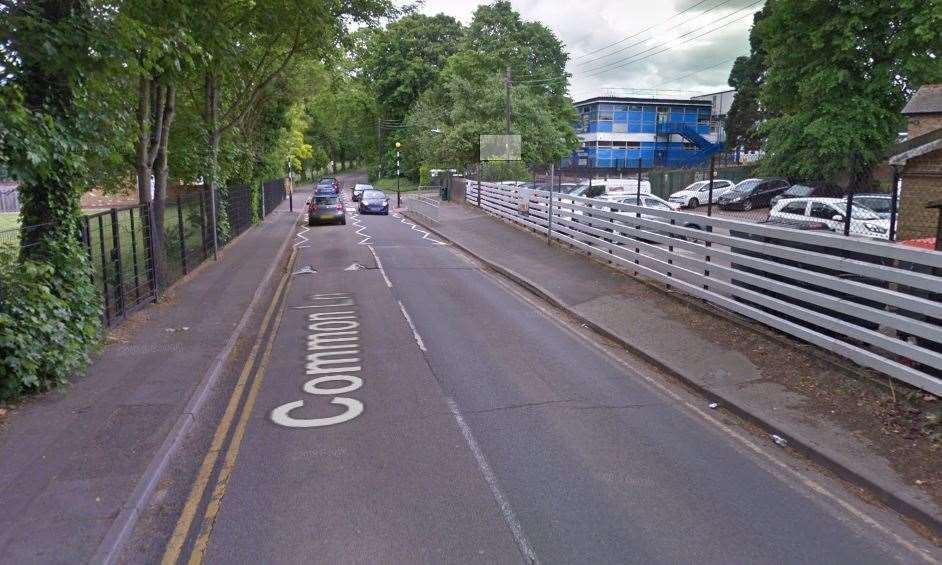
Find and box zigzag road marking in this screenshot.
[392,212,446,246]
[349,210,372,246]
[294,225,310,249]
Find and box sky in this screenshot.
[395,0,765,101]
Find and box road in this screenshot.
[143,172,939,564]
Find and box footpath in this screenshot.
[405,197,942,541]
[0,187,306,563]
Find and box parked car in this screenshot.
[357,189,390,215]
[716,177,791,211]
[853,193,894,220]
[600,192,681,211]
[351,183,373,201]
[668,179,735,208]
[308,193,346,225]
[770,182,844,206]
[768,197,889,239]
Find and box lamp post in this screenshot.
[395,141,402,208]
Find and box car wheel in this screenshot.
[688,198,699,208]
[308,216,315,226]
[742,199,753,211]
[340,217,346,225]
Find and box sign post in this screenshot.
[396,142,401,209]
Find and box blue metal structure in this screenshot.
[567,96,724,169]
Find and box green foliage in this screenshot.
[359,13,465,120]
[0,237,101,400]
[755,0,942,187]
[724,6,769,152]
[419,164,432,187]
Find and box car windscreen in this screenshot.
[784,185,815,197]
[315,196,338,205]
[686,181,708,192]
[362,191,385,200]
[730,179,762,193]
[856,197,891,213]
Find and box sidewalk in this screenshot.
[0,190,304,562]
[406,199,942,538]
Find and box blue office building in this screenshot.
[566,96,723,169]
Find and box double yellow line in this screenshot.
[162,249,298,565]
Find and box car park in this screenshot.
[357,189,390,215]
[351,183,373,201]
[768,197,889,239]
[769,182,844,206]
[308,193,346,225]
[668,179,735,208]
[716,177,791,211]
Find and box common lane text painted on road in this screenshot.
[271,292,364,428]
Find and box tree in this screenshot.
[401,2,578,171]
[755,0,942,188]
[359,13,464,121]
[724,6,770,152]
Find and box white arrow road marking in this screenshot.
[344,262,366,271]
[293,265,317,275]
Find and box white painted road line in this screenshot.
[294,225,310,249]
[367,245,392,288]
[393,212,447,245]
[397,300,426,352]
[446,397,540,565]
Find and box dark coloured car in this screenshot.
[717,177,791,211]
[317,177,340,194]
[308,194,346,225]
[770,182,844,206]
[357,189,389,215]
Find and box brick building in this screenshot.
[890,84,942,243]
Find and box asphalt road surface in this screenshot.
[146,173,940,565]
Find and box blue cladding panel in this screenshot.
[613,111,628,121]
[628,123,642,133]
[628,111,643,122]
[597,122,612,132]
[642,123,656,133]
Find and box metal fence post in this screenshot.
[889,166,899,242]
[109,208,126,318]
[128,207,141,304]
[844,187,854,236]
[261,181,267,217]
[208,185,219,260]
[547,162,555,244]
[177,194,188,274]
[477,163,482,207]
[707,154,715,217]
[198,188,208,259]
[97,216,111,325]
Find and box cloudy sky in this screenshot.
[396,0,764,101]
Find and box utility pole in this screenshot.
[505,66,512,135]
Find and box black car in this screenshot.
[357,189,389,215]
[770,182,844,206]
[717,177,791,211]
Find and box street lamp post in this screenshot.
[395,141,402,208]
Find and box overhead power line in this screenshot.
[570,0,714,62]
[648,57,738,87]
[579,0,763,78]
[575,0,737,68]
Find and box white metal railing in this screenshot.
[410,187,440,222]
[466,180,942,396]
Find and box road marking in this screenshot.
[161,249,297,565]
[479,266,940,564]
[350,210,372,245]
[367,245,392,288]
[446,398,539,564]
[271,294,366,429]
[392,212,447,245]
[187,272,294,564]
[293,225,310,249]
[397,300,426,352]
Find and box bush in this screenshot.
[0,237,101,399]
[419,164,432,187]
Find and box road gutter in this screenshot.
[403,209,942,541]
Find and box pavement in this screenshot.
[110,172,940,563]
[405,193,942,539]
[0,184,306,563]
